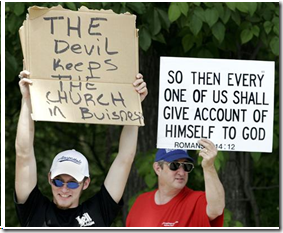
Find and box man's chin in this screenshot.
[173,181,186,189]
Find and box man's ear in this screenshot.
[82,177,91,190]
[153,162,162,176]
[48,172,52,185]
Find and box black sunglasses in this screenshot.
[52,179,81,189]
[166,161,194,173]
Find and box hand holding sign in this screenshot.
[18,70,32,99]
[133,73,148,102]
[198,138,218,170]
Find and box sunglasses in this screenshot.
[165,161,194,173]
[52,179,81,189]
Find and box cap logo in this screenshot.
[58,156,81,165]
[165,149,186,153]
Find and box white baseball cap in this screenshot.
[50,149,89,182]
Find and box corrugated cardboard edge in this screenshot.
[135,28,142,123]
[18,25,25,60]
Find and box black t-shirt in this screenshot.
[14,184,123,227]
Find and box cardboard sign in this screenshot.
[157,57,275,152]
[19,5,144,126]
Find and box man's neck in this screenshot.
[155,187,183,205]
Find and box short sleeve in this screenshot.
[14,185,48,226]
[192,193,224,227]
[210,210,224,227]
[84,184,123,227]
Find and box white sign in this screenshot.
[157,57,275,152]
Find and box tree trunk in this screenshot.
[220,152,250,226]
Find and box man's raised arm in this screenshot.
[198,138,225,221]
[104,74,148,203]
[15,71,37,203]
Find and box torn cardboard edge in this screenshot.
[27,5,135,20]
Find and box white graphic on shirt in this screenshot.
[161,221,179,227]
[76,213,95,227]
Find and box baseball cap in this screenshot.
[50,149,89,182]
[155,149,194,163]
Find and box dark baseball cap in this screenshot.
[155,149,194,163]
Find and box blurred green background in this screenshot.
[5,2,279,227]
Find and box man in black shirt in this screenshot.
[15,70,148,227]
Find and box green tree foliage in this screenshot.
[5,2,279,227]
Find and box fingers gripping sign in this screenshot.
[19,70,30,80]
[133,73,148,102]
[198,138,218,169]
[18,70,33,99]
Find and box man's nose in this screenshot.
[61,184,70,192]
[177,165,186,175]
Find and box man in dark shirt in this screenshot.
[15,70,148,227]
